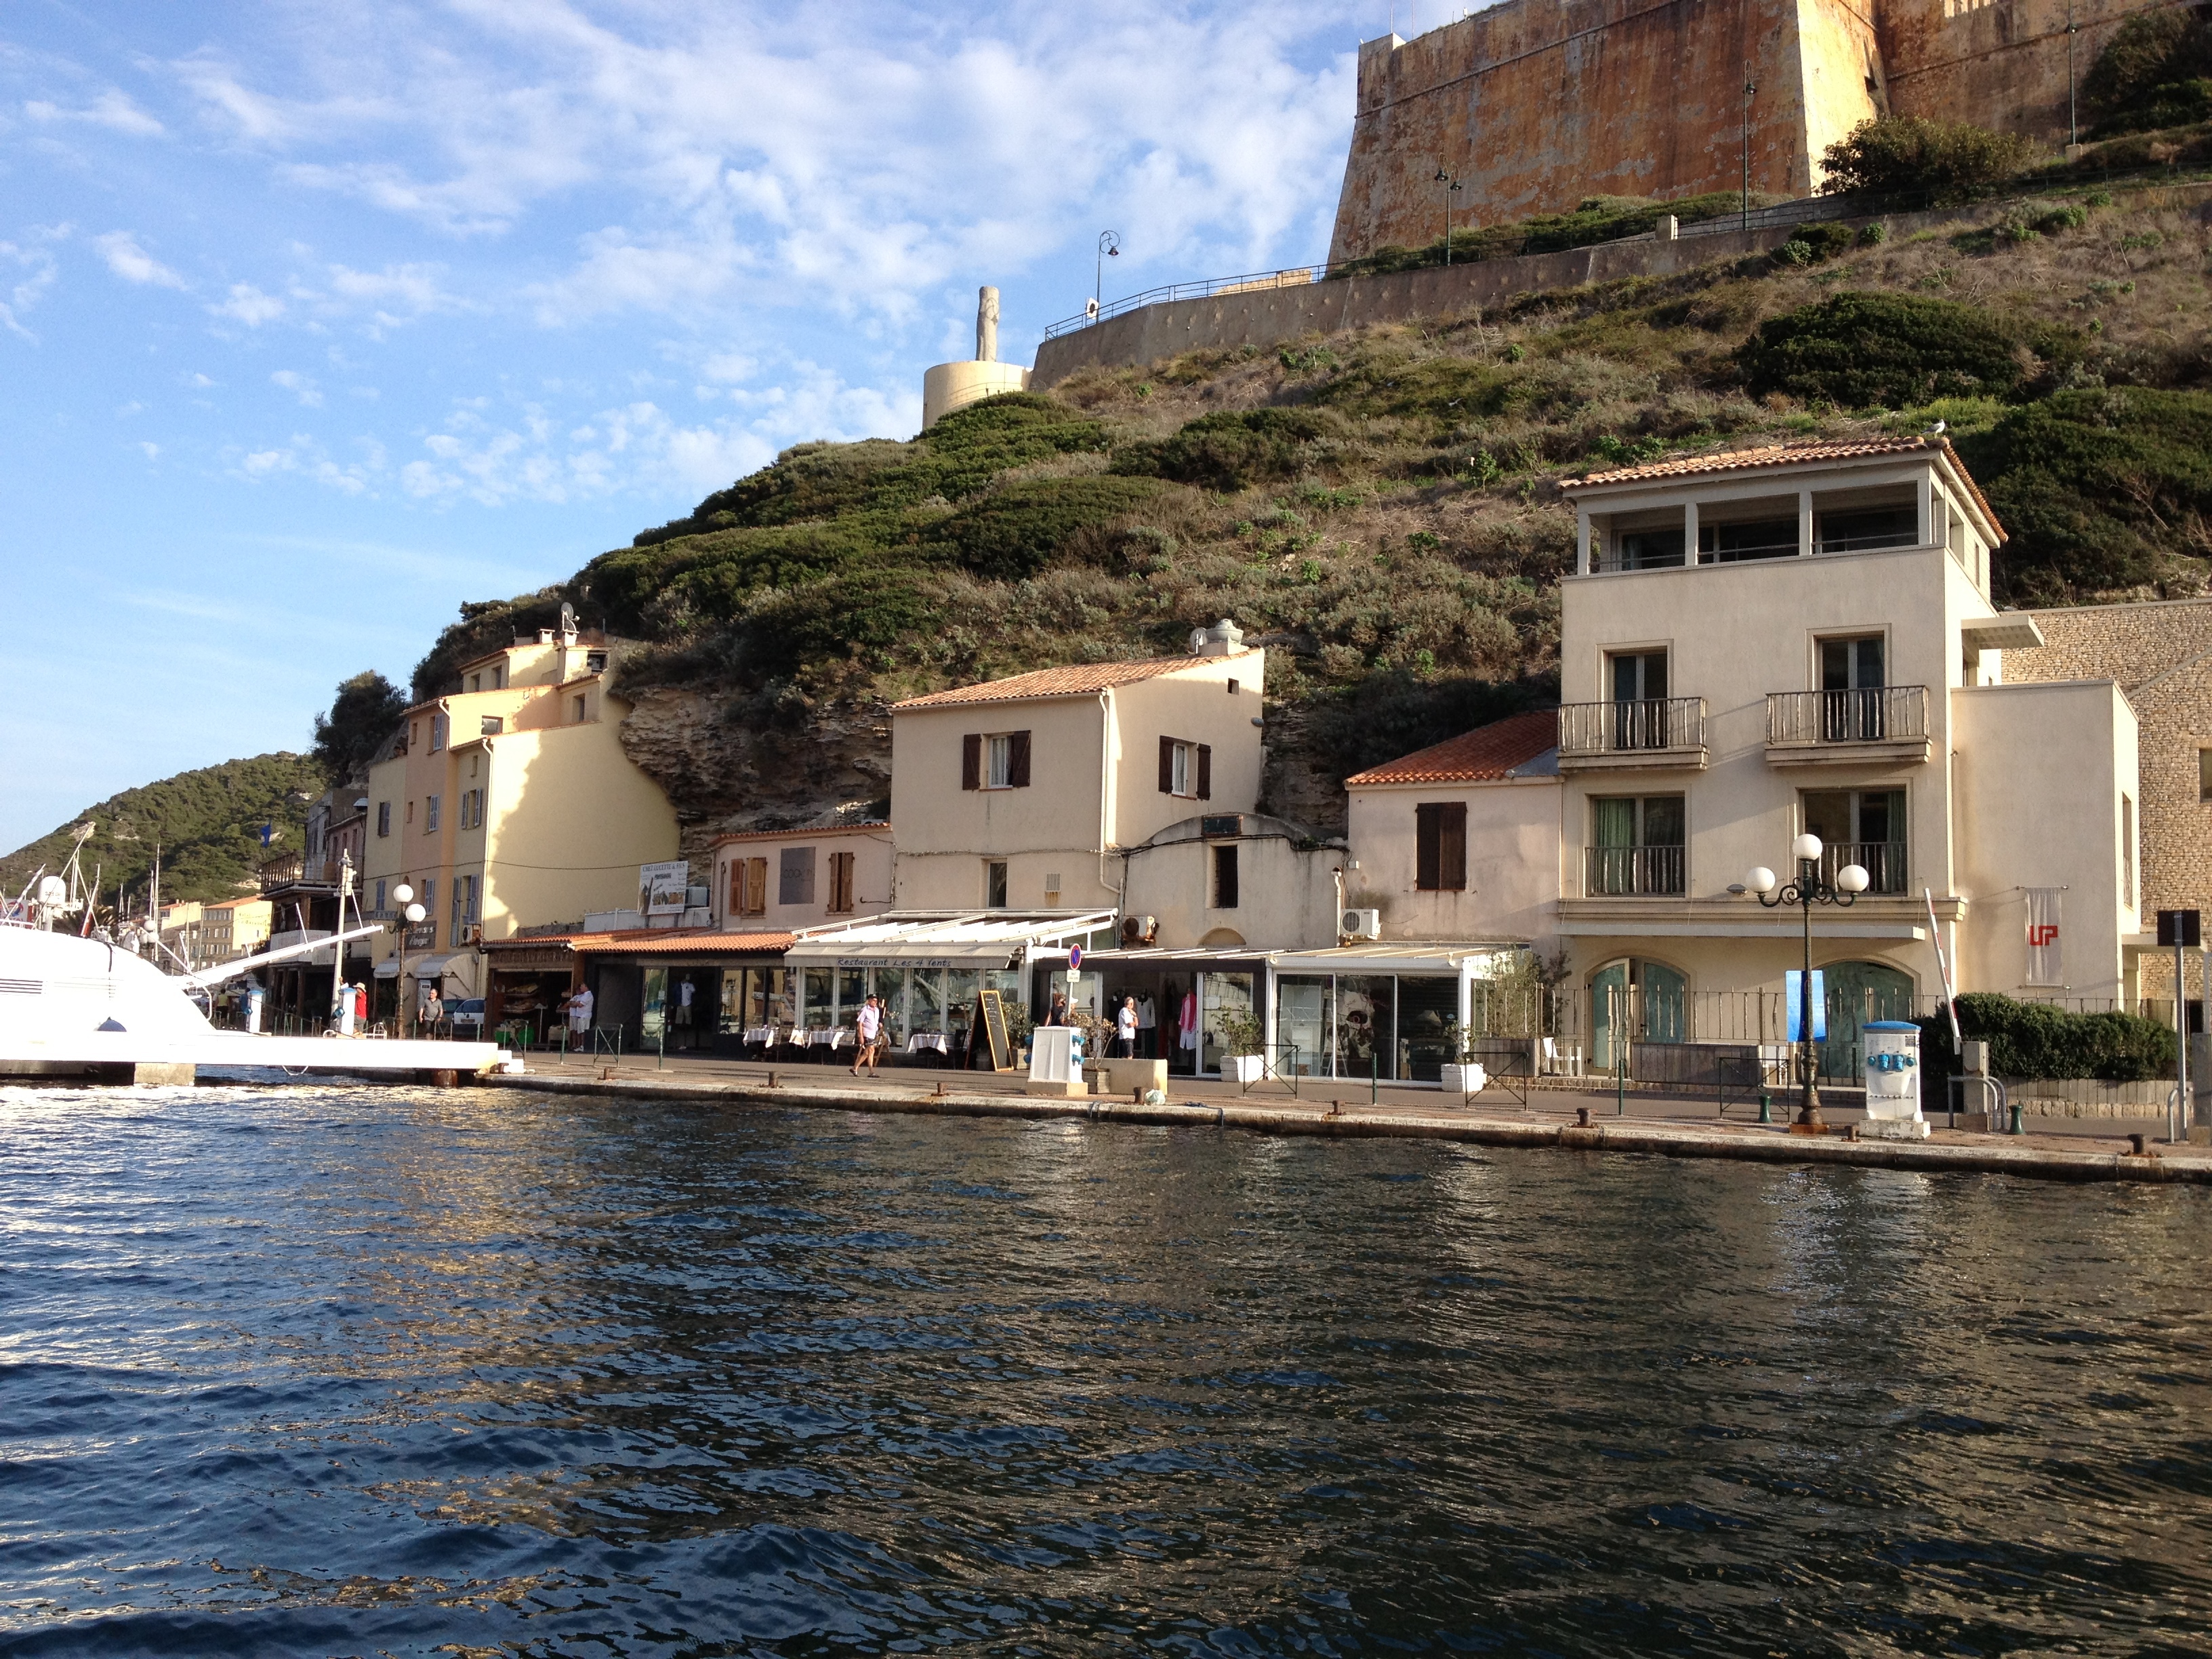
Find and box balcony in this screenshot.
[1557,697,1708,771]
[1818,840,1908,895]
[1584,844,1686,897]
[1765,687,1931,764]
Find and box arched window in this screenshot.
[1589,958,1688,1069]
[1821,961,1916,1080]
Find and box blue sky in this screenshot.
[1,0,1370,853]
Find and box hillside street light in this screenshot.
[1095,230,1120,319]
[1433,163,1463,265]
[392,882,426,1037]
[1740,834,1869,1128]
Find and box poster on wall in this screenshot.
[2024,888,2064,986]
[640,860,691,918]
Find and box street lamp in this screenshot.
[1433,163,1463,265]
[1095,230,1120,320]
[392,882,426,1038]
[1739,834,1868,1128]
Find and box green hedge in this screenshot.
[1330,191,1778,277]
[927,475,1170,581]
[1738,292,2084,409]
[1112,408,1338,492]
[1915,992,2177,1082]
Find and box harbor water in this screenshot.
[2,1082,2208,1656]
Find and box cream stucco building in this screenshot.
[711,821,895,932]
[361,621,680,1014]
[1391,437,2141,1072]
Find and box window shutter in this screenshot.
[727,862,742,919]
[1159,736,1176,794]
[1441,802,1468,891]
[1416,804,1443,891]
[1008,730,1032,788]
[1196,744,1212,801]
[747,857,768,915]
[962,733,981,791]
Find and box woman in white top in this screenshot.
[1115,996,1139,1059]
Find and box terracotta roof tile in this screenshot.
[1565,435,2003,542]
[1346,709,1560,785]
[711,822,889,846]
[892,654,1244,710]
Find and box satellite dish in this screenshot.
[37,876,67,907]
[560,600,577,635]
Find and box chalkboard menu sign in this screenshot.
[977,989,1016,1073]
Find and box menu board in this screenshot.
[977,989,1015,1073]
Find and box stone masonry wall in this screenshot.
[2009,598,2212,998]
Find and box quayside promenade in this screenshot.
[468,1053,2212,1187]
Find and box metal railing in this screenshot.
[1816,840,1908,895]
[1558,697,1706,758]
[1584,844,1687,897]
[1767,686,1929,746]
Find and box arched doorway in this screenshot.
[1589,958,1687,1071]
[1821,961,1915,1080]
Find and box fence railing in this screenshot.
[1584,844,1687,897]
[1558,696,1706,760]
[1767,686,1930,747]
[1818,840,1909,895]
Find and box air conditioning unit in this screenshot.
[1121,914,1158,946]
[1340,909,1381,941]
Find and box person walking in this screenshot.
[1115,996,1138,1059]
[354,982,369,1029]
[852,994,884,1077]
[420,985,445,1033]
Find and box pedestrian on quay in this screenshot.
[1115,996,1139,1059]
[562,983,594,1047]
[852,994,884,1077]
[420,984,445,1033]
[1045,992,1068,1027]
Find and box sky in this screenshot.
[0,0,1377,854]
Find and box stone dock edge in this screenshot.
[481,1073,2212,1187]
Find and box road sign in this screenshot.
[1068,944,1083,970]
[2157,909,2202,947]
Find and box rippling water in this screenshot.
[3,1082,2209,1656]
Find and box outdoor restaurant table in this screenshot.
[906,1031,950,1056]
[743,1025,775,1046]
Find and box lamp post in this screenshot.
[1433,162,1463,264]
[392,882,426,1038]
[1740,62,1757,231]
[1095,230,1120,319]
[1738,834,1869,1128]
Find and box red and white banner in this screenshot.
[2025,888,2064,987]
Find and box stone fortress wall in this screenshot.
[1330,0,2173,264]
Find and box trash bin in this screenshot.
[1860,1020,1929,1140]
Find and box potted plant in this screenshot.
[1439,1021,1487,1097]
[1219,1010,1267,1084]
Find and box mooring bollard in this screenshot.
[2009,1099,2026,1136]
[1576,1106,1590,1128]
[2130,1132,2150,1155]
[765,1069,778,1088]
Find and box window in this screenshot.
[1227,678,1241,695]
[1587,795,1686,895]
[1212,844,1240,909]
[571,694,588,722]
[1817,634,1888,741]
[827,850,857,914]
[425,794,441,832]
[1817,505,1917,554]
[1613,527,1685,570]
[430,714,446,752]
[373,879,387,914]
[405,799,414,825]
[2123,794,2136,910]
[778,846,815,905]
[459,788,484,830]
[1606,649,1671,750]
[587,651,607,674]
[743,856,769,916]
[2200,748,2212,803]
[1044,871,1061,901]
[1698,515,1798,563]
[985,860,1009,907]
[1416,802,1469,891]
[1802,789,1906,893]
[422,876,436,914]
[376,801,390,838]
[492,663,505,689]
[480,715,503,736]
[963,731,1031,790]
[1159,737,1212,799]
[469,673,482,693]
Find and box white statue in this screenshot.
[977,286,999,363]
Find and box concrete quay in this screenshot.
[480,1054,2212,1187]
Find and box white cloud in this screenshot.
[138,441,161,459]
[0,234,63,339]
[92,230,186,288]
[270,369,324,407]
[25,88,166,137]
[211,282,284,325]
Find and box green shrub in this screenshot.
[1307,669,1557,785]
[1776,222,1858,266]
[927,476,1171,581]
[1967,386,2212,594]
[1916,992,2177,1082]
[1329,190,1785,277]
[1858,221,1890,245]
[1818,117,2039,205]
[734,569,937,680]
[1738,291,2084,408]
[2083,7,2212,127]
[1112,408,1338,491]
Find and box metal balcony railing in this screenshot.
[1818,840,1908,895]
[1767,686,1929,746]
[1584,844,1686,897]
[1559,697,1706,758]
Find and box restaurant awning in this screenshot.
[1080,941,1525,975]
[781,911,1117,968]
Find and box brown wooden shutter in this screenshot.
[1008,730,1031,788]
[962,733,981,791]
[747,857,768,915]
[1159,735,1176,794]
[1441,802,1468,890]
[727,861,742,918]
[1416,804,1442,890]
[1196,744,1212,801]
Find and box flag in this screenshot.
[1785,970,1827,1042]
[2025,888,2063,986]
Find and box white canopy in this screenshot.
[781,910,1115,969]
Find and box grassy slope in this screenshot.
[409,180,2212,832]
[0,754,327,909]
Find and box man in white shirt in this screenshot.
[1115,996,1139,1059]
[852,994,884,1077]
[565,983,594,1042]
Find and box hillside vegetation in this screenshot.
[0,754,325,910]
[412,178,2212,838]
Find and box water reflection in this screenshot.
[1,1082,2207,1655]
